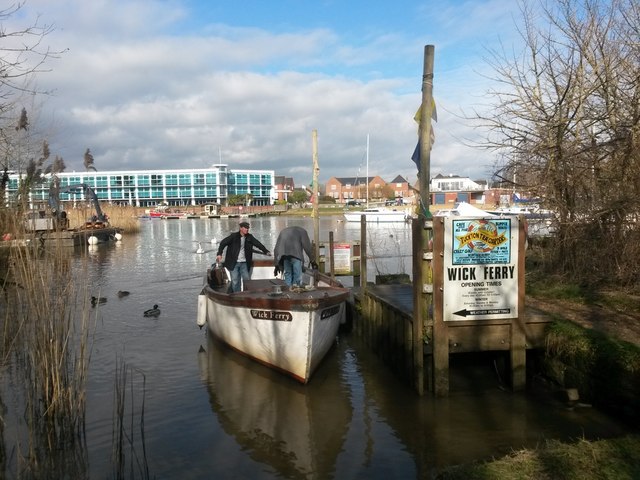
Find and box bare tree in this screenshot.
[474,0,640,286]
[0,3,66,207]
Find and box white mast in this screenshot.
[366,133,369,207]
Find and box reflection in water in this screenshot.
[349,342,633,476]
[198,335,352,479]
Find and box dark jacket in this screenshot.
[217,231,269,270]
[274,226,314,265]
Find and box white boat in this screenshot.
[197,259,350,384]
[343,207,410,223]
[490,205,555,219]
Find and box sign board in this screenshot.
[333,243,352,274]
[443,216,519,321]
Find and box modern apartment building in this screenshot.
[7,164,275,208]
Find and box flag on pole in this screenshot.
[411,98,437,172]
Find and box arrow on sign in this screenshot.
[453,308,511,317]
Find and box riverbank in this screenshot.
[435,277,640,479]
[435,434,640,479]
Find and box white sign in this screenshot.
[333,243,351,274]
[443,216,519,321]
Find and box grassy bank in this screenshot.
[435,434,640,479]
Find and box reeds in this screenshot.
[112,359,151,480]
[0,207,93,478]
[65,204,142,234]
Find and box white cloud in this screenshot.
[7,0,526,184]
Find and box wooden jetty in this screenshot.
[331,210,551,397]
[350,282,552,396]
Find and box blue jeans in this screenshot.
[283,256,303,286]
[229,262,250,292]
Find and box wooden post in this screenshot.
[360,214,367,291]
[419,45,435,202]
[329,231,335,278]
[411,217,424,394]
[432,217,448,396]
[418,45,436,395]
[511,216,527,389]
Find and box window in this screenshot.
[138,175,150,186]
[165,175,178,186]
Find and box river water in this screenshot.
[5,215,635,478]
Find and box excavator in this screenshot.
[25,183,108,232]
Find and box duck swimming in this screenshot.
[91,296,107,307]
[144,304,161,317]
[117,290,130,298]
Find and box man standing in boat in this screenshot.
[216,221,270,292]
[274,226,317,287]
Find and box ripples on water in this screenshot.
[3,215,634,478]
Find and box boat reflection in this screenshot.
[197,335,353,479]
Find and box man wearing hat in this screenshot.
[216,221,270,292]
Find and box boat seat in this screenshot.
[243,278,286,293]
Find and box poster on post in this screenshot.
[333,243,352,275]
[443,216,519,321]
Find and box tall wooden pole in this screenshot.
[413,45,436,395]
[312,129,320,260]
[419,45,435,212]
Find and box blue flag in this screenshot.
[411,100,437,173]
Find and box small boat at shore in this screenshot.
[197,259,350,384]
[344,207,410,223]
[148,208,188,219]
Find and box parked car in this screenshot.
[346,200,362,206]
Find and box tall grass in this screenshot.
[0,208,93,478]
[65,204,142,234]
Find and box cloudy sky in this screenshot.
[9,0,526,186]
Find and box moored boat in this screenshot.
[343,207,410,223]
[148,208,188,219]
[196,259,350,384]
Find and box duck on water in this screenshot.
[144,305,161,317]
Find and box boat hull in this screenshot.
[197,265,349,383]
[343,209,409,223]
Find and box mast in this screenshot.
[312,130,320,260]
[366,133,369,207]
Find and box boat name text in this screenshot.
[321,305,341,320]
[250,310,292,322]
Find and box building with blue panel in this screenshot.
[6,164,275,208]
